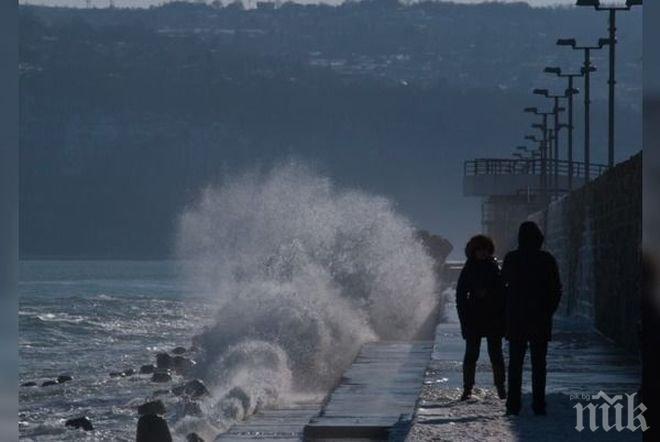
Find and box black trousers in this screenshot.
[506,339,548,413]
[463,335,505,390]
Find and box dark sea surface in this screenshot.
[19,260,214,440]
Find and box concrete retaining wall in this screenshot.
[529,153,642,351]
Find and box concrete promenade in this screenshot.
[406,302,642,441]
[217,300,642,441]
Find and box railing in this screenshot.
[464,158,608,180]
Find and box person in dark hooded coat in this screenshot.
[502,221,561,416]
[456,234,506,401]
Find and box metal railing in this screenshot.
[464,158,608,179]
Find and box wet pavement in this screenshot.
[406,302,643,441]
[215,301,642,441]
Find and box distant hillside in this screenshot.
[19,1,642,258]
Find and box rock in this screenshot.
[171,384,185,396]
[182,400,202,417]
[172,346,187,355]
[140,364,155,374]
[65,416,94,431]
[156,353,173,369]
[21,381,37,387]
[172,356,195,375]
[225,387,251,412]
[136,414,172,442]
[57,375,73,384]
[152,389,170,397]
[41,380,58,387]
[186,433,205,442]
[183,379,210,399]
[151,371,172,383]
[123,368,135,377]
[415,230,453,266]
[138,400,166,416]
[109,371,124,378]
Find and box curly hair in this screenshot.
[465,234,495,260]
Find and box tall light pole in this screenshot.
[525,135,545,183]
[532,90,567,192]
[541,71,582,191]
[556,38,608,182]
[576,0,643,168]
[526,107,553,196]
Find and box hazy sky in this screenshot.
[21,0,576,9]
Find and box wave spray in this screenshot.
[175,163,439,437]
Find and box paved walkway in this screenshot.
[406,302,642,441]
[217,342,432,441]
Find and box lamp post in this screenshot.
[532,90,568,192]
[576,0,643,168]
[541,71,582,191]
[556,38,608,182]
[526,107,552,195]
[525,135,544,180]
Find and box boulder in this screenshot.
[57,375,73,384]
[156,353,173,369]
[138,400,166,416]
[21,381,37,387]
[123,368,135,377]
[109,371,123,378]
[65,416,94,431]
[151,371,172,383]
[182,400,202,417]
[41,380,58,387]
[186,433,205,442]
[172,384,185,396]
[415,230,453,266]
[172,346,187,355]
[140,364,155,374]
[172,356,195,375]
[183,379,210,399]
[136,414,172,442]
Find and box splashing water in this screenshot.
[175,163,440,436]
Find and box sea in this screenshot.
[18,260,215,440]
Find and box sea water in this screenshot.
[19,163,441,440]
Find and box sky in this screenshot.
[20,0,577,9]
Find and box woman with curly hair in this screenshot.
[456,234,506,401]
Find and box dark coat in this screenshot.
[501,223,562,342]
[456,257,505,339]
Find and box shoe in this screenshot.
[460,388,472,401]
[495,384,507,400]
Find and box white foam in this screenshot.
[176,162,439,435]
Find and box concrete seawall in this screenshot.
[529,153,642,352]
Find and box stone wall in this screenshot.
[529,153,642,351]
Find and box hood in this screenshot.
[518,221,544,251]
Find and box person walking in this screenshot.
[456,235,507,401]
[502,221,562,416]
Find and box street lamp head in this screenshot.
[524,107,538,113]
[626,0,642,7]
[599,37,613,47]
[532,123,544,130]
[524,135,537,141]
[566,87,580,96]
[556,38,576,47]
[576,0,599,6]
[533,88,549,97]
[544,67,562,75]
[516,145,528,151]
[581,65,597,74]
